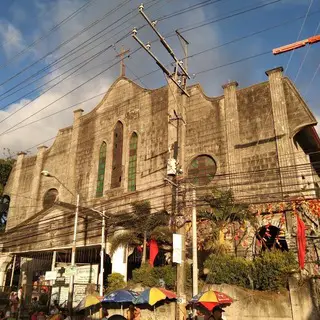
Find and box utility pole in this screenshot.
[132,5,190,319]
[192,189,198,297]
[100,210,106,296]
[9,255,16,288]
[116,46,130,77]
[68,193,80,313]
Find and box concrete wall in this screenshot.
[205,282,320,320]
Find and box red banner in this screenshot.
[297,215,307,270]
[149,239,159,267]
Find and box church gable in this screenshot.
[94,77,148,115]
[283,78,317,137]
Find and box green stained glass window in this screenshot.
[96,142,107,197]
[128,132,138,191]
[188,155,217,186]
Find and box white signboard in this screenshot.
[173,233,182,264]
[45,271,57,281]
[51,264,99,307]
[65,266,77,276]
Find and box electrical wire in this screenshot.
[285,0,314,73]
[0,0,132,88]
[294,19,320,83]
[0,0,279,103]
[177,0,282,34]
[0,0,97,70]
[3,8,320,141]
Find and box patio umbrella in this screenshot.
[190,290,233,311]
[102,290,139,304]
[102,290,139,316]
[133,287,176,306]
[74,294,103,311]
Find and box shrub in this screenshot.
[203,251,298,291]
[252,250,297,291]
[132,264,176,290]
[204,254,253,289]
[106,272,126,293]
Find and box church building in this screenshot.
[0,66,319,304]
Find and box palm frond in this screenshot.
[144,210,170,232]
[109,231,141,256]
[150,226,173,244]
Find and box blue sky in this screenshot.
[0,0,319,155]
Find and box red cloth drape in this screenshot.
[149,239,159,267]
[296,215,307,270]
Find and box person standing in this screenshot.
[208,306,225,320]
[126,305,141,320]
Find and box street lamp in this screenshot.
[41,171,108,300]
[41,170,79,313]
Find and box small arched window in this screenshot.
[128,132,138,191]
[43,189,58,209]
[188,155,217,186]
[96,142,107,197]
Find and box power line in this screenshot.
[2,6,319,152]
[294,19,320,83]
[0,0,168,108]
[177,0,282,34]
[0,0,276,102]
[195,50,269,75]
[305,60,320,96]
[285,0,314,73]
[0,40,133,137]
[0,0,97,70]
[0,0,132,88]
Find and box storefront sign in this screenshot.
[65,266,77,276]
[45,271,57,281]
[52,264,98,307]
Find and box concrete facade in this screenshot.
[1,67,320,285]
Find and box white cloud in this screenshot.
[0,0,223,156]
[0,0,119,156]
[0,20,24,57]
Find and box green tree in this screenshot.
[198,188,258,255]
[110,201,172,264]
[105,273,126,294]
[0,158,14,195]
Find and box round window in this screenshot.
[188,155,217,186]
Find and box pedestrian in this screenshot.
[17,287,23,301]
[126,304,141,320]
[186,305,193,319]
[101,308,109,320]
[208,305,225,320]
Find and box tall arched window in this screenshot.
[111,121,124,189]
[128,132,138,191]
[96,142,107,197]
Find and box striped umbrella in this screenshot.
[133,287,176,306]
[190,290,233,311]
